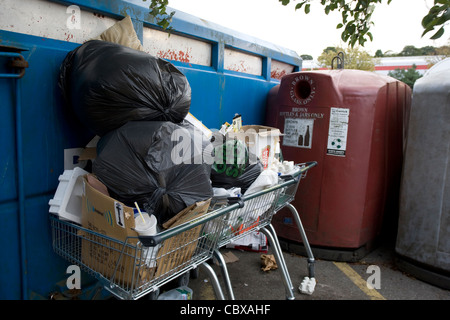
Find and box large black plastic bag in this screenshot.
[59,40,191,136]
[92,120,213,225]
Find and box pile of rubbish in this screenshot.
[58,38,212,225]
[48,15,317,299]
[56,36,295,230]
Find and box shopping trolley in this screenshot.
[50,198,247,300]
[211,161,317,300]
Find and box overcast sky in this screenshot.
[166,0,449,59]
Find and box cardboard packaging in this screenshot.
[80,174,212,288]
[80,174,152,287]
[227,125,282,170]
[155,199,211,278]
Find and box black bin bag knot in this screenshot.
[59,40,191,136]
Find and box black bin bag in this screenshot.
[92,121,213,225]
[59,40,191,136]
[211,160,263,194]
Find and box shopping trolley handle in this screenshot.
[280,161,318,181]
[298,161,318,174]
[227,197,245,208]
[138,234,162,247]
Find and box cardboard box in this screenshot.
[155,199,211,278]
[80,174,212,287]
[80,174,154,287]
[227,125,282,170]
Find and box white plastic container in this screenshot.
[134,212,159,267]
[48,167,88,224]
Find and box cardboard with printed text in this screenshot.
[80,174,154,287]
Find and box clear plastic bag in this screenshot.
[157,286,193,300]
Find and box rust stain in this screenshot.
[227,60,248,73]
[271,68,287,80]
[157,48,192,63]
[64,32,74,42]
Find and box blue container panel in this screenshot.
[18,39,95,197]
[0,77,18,202]
[0,31,97,299]
[23,196,69,299]
[0,203,21,299]
[181,67,275,128]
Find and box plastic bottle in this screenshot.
[157,286,193,300]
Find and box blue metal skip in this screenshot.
[0,0,301,299]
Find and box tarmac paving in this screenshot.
[185,239,450,301]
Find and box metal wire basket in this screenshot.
[50,199,239,300]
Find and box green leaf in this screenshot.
[337,23,344,29]
[305,4,311,14]
[422,25,435,36]
[280,0,290,5]
[295,3,304,10]
[358,34,366,46]
[341,31,350,42]
[422,14,439,28]
[430,26,445,39]
[342,11,348,23]
[441,8,450,22]
[350,36,358,48]
[429,5,442,14]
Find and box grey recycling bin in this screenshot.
[395,58,450,289]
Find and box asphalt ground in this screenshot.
[185,241,450,301]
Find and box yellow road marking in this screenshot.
[333,262,386,300]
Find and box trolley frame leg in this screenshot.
[199,262,226,300]
[213,249,235,300]
[260,227,295,300]
[285,203,315,278]
[266,223,294,291]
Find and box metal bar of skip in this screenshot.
[0,50,28,299]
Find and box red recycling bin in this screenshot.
[266,70,411,255]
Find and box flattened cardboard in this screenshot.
[155,199,211,278]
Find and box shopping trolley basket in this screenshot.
[50,198,247,300]
[212,161,317,300]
